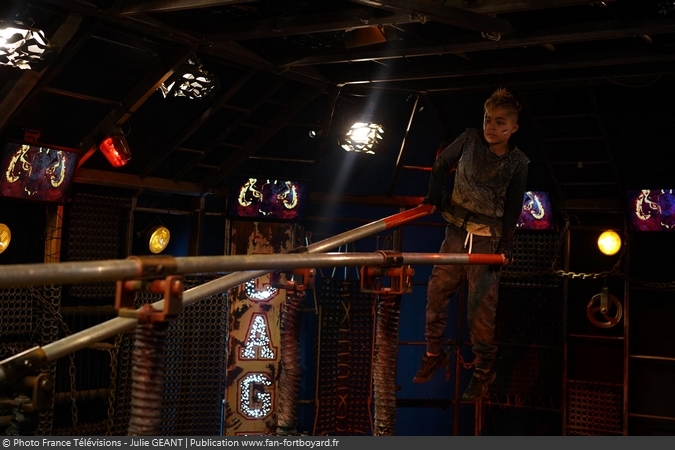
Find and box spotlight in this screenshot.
[598,230,621,256]
[341,122,384,154]
[0,26,54,70]
[98,133,131,168]
[148,226,170,254]
[0,223,10,254]
[159,57,219,100]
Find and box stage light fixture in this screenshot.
[159,57,219,100]
[341,122,384,154]
[598,230,621,256]
[0,26,53,70]
[0,223,10,254]
[148,226,170,254]
[98,133,132,168]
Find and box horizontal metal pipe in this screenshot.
[3,205,437,379]
[0,250,502,290]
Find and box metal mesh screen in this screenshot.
[314,278,374,436]
[0,287,35,335]
[134,275,229,436]
[490,230,564,410]
[63,193,129,302]
[567,380,623,435]
[501,230,562,288]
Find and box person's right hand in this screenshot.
[421,197,438,213]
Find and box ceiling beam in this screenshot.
[333,44,675,85]
[207,9,415,42]
[139,70,256,179]
[348,0,513,34]
[204,86,325,189]
[207,1,612,42]
[285,18,675,67]
[122,0,255,15]
[441,0,615,15]
[171,78,288,183]
[0,12,83,131]
[73,168,215,196]
[77,43,200,167]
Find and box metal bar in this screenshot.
[629,413,675,422]
[630,355,675,362]
[388,94,419,196]
[0,205,435,379]
[0,250,503,289]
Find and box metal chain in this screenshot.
[446,339,474,369]
[27,287,80,434]
[69,353,79,434]
[503,228,675,288]
[106,333,123,436]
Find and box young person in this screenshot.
[413,88,529,401]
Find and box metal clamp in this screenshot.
[587,287,623,328]
[270,268,316,292]
[115,275,184,323]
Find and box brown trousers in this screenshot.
[425,223,501,371]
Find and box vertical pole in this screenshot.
[125,196,138,257]
[189,196,205,256]
[44,204,64,263]
[388,94,420,197]
[622,228,630,435]
[561,222,571,435]
[453,286,464,436]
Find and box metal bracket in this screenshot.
[360,251,414,295]
[116,275,184,323]
[270,268,316,292]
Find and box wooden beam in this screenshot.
[171,78,287,183]
[77,43,200,168]
[349,0,514,34]
[285,18,675,67]
[441,0,615,15]
[204,86,325,188]
[139,69,256,178]
[73,168,215,196]
[0,12,83,130]
[122,0,255,15]
[207,9,415,42]
[332,44,675,85]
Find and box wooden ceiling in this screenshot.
[1,0,674,221]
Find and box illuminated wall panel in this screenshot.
[224,221,294,435]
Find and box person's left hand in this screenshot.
[496,242,514,265]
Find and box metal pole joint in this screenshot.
[116,275,184,323]
[360,251,414,295]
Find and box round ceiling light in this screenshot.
[598,230,621,256]
[0,223,10,254]
[148,226,170,254]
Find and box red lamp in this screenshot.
[98,133,131,167]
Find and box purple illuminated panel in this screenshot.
[516,191,554,230]
[627,189,675,231]
[228,177,308,222]
[0,141,78,203]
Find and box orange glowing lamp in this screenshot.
[99,135,131,167]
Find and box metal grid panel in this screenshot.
[314,279,374,436]
[492,345,563,399]
[501,230,562,288]
[64,193,129,301]
[0,287,34,335]
[567,380,623,435]
[495,288,563,347]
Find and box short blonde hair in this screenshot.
[484,87,522,120]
